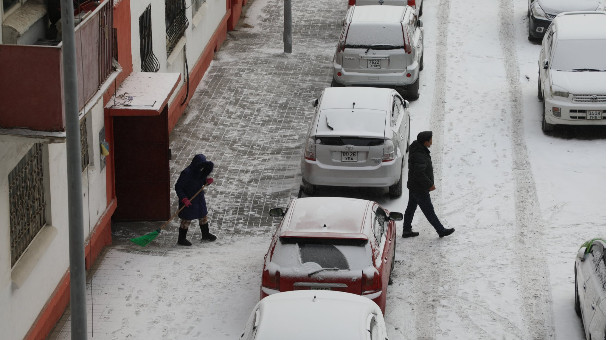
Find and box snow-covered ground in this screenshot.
[50,0,605,338]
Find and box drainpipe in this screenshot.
[284,0,292,53]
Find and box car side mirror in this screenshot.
[269,208,285,217]
[543,60,549,70]
[577,247,586,261]
[311,98,319,107]
[402,100,409,109]
[417,19,423,27]
[388,212,403,221]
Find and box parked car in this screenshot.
[332,5,424,100]
[528,0,605,40]
[574,238,605,340]
[301,87,410,198]
[240,290,389,340]
[350,0,423,17]
[537,11,606,133]
[260,197,403,313]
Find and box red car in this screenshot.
[260,197,403,313]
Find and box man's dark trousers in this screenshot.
[404,190,445,235]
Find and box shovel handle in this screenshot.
[159,184,208,231]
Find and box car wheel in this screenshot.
[389,171,403,198]
[419,49,424,71]
[575,266,582,317]
[541,101,554,133]
[405,78,420,100]
[537,75,543,100]
[302,179,316,195]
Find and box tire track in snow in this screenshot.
[498,2,554,339]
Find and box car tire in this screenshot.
[575,266,582,317]
[389,172,403,198]
[537,75,543,100]
[419,1,423,17]
[419,49,424,71]
[302,179,316,195]
[541,101,554,133]
[405,78,420,100]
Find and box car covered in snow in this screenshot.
[349,0,423,17]
[574,238,605,340]
[537,11,606,132]
[332,5,424,100]
[260,197,403,313]
[528,0,605,40]
[239,290,389,340]
[301,87,410,198]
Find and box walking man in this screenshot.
[402,131,455,238]
[175,154,217,246]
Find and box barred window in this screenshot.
[165,0,189,56]
[80,116,90,171]
[9,143,46,267]
[139,5,160,72]
[192,0,206,17]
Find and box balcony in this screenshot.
[0,0,115,132]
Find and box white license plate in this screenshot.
[587,110,603,120]
[341,151,358,162]
[367,59,381,69]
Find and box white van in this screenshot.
[537,12,606,132]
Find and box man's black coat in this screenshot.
[406,140,434,193]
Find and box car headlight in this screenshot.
[531,2,546,19]
[551,85,570,98]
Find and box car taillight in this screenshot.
[382,140,395,162]
[262,269,280,290]
[362,269,381,294]
[348,0,355,5]
[304,136,316,161]
[408,0,415,7]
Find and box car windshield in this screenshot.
[273,238,372,272]
[551,39,606,71]
[345,25,404,47]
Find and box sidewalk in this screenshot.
[49,0,346,338]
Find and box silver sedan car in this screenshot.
[574,238,605,340]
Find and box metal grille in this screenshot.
[98,0,114,82]
[573,94,606,103]
[9,144,46,267]
[166,0,189,56]
[192,0,206,15]
[140,5,160,72]
[80,117,90,171]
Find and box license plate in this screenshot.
[341,151,358,162]
[587,110,603,120]
[367,59,381,69]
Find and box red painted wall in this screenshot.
[103,0,133,104]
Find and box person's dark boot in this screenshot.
[200,223,217,241]
[402,228,420,238]
[439,228,455,238]
[177,228,192,246]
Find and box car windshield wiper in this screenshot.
[308,267,340,276]
[345,44,403,50]
[572,68,605,72]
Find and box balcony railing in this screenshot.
[0,0,114,132]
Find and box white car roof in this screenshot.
[279,197,374,239]
[253,290,383,340]
[553,12,606,40]
[351,4,406,23]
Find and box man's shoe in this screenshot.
[177,228,192,246]
[202,233,217,242]
[402,230,420,238]
[439,228,455,238]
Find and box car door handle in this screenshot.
[384,257,388,262]
[583,282,586,291]
[591,304,595,310]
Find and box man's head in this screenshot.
[417,131,433,147]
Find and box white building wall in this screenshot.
[0,96,108,339]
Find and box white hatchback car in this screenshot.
[574,238,605,340]
[301,87,410,198]
[332,5,424,100]
[537,12,606,133]
[350,0,423,17]
[240,290,389,340]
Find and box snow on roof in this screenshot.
[254,290,379,339]
[351,4,405,23]
[553,12,606,40]
[280,197,372,237]
[320,87,393,110]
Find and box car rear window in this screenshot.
[346,24,404,47]
[551,39,606,71]
[272,238,372,271]
[317,137,384,146]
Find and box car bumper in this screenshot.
[544,97,606,126]
[333,62,418,87]
[301,158,402,187]
[528,15,551,39]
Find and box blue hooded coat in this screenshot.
[175,154,214,220]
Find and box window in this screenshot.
[3,0,20,15]
[140,5,160,72]
[9,143,46,267]
[165,0,189,56]
[192,0,206,17]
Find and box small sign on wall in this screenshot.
[99,127,108,170]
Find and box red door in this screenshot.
[112,107,170,221]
